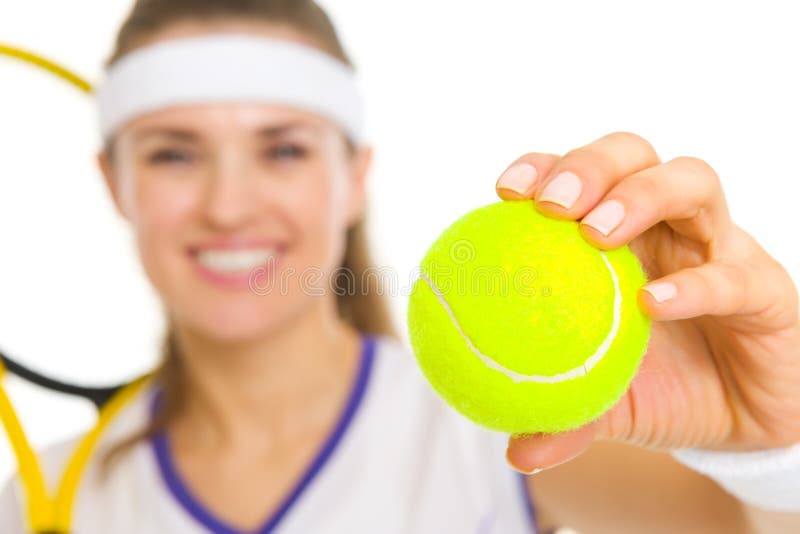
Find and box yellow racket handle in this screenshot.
[0,371,155,533]
[0,43,93,93]
[52,374,155,531]
[0,380,55,530]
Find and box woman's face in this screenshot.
[98,23,372,343]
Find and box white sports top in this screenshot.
[0,333,541,533]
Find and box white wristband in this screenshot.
[671,442,800,512]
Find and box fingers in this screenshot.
[640,254,797,327]
[579,156,733,249]
[495,153,561,200]
[505,394,635,474]
[506,425,596,474]
[496,135,791,330]
[533,131,661,219]
[495,133,735,250]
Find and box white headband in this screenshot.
[94,34,366,144]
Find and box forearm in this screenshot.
[744,505,800,534]
[672,444,800,534]
[529,441,751,534]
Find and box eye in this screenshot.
[266,143,307,161]
[149,149,194,164]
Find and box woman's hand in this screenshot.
[497,131,800,474]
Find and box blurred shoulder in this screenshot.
[368,333,438,399]
[0,381,157,533]
[363,333,533,532]
[367,333,509,455]
[0,469,25,533]
[1,379,157,511]
[0,431,87,534]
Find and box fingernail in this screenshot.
[506,449,546,475]
[582,200,625,236]
[496,163,539,195]
[643,281,677,303]
[509,462,545,475]
[539,171,582,209]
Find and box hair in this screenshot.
[99,0,398,475]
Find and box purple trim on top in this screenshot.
[149,333,377,534]
[518,471,541,533]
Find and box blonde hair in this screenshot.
[100,0,397,474]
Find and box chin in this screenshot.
[180,294,307,344]
[183,309,282,343]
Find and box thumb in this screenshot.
[505,423,597,474]
[506,375,642,474]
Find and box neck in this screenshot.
[168,296,363,451]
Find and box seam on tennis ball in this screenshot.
[419,250,623,384]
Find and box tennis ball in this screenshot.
[407,200,651,435]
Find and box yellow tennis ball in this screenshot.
[407,200,652,435]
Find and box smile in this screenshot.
[195,248,278,275]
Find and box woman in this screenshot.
[2,1,800,533]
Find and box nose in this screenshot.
[200,148,260,230]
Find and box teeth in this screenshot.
[196,248,276,274]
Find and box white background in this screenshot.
[0,1,798,482]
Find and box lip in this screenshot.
[188,240,287,291]
[188,238,288,254]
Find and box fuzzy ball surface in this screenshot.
[407,200,652,434]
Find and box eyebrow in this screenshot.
[256,122,321,138]
[132,121,321,143]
